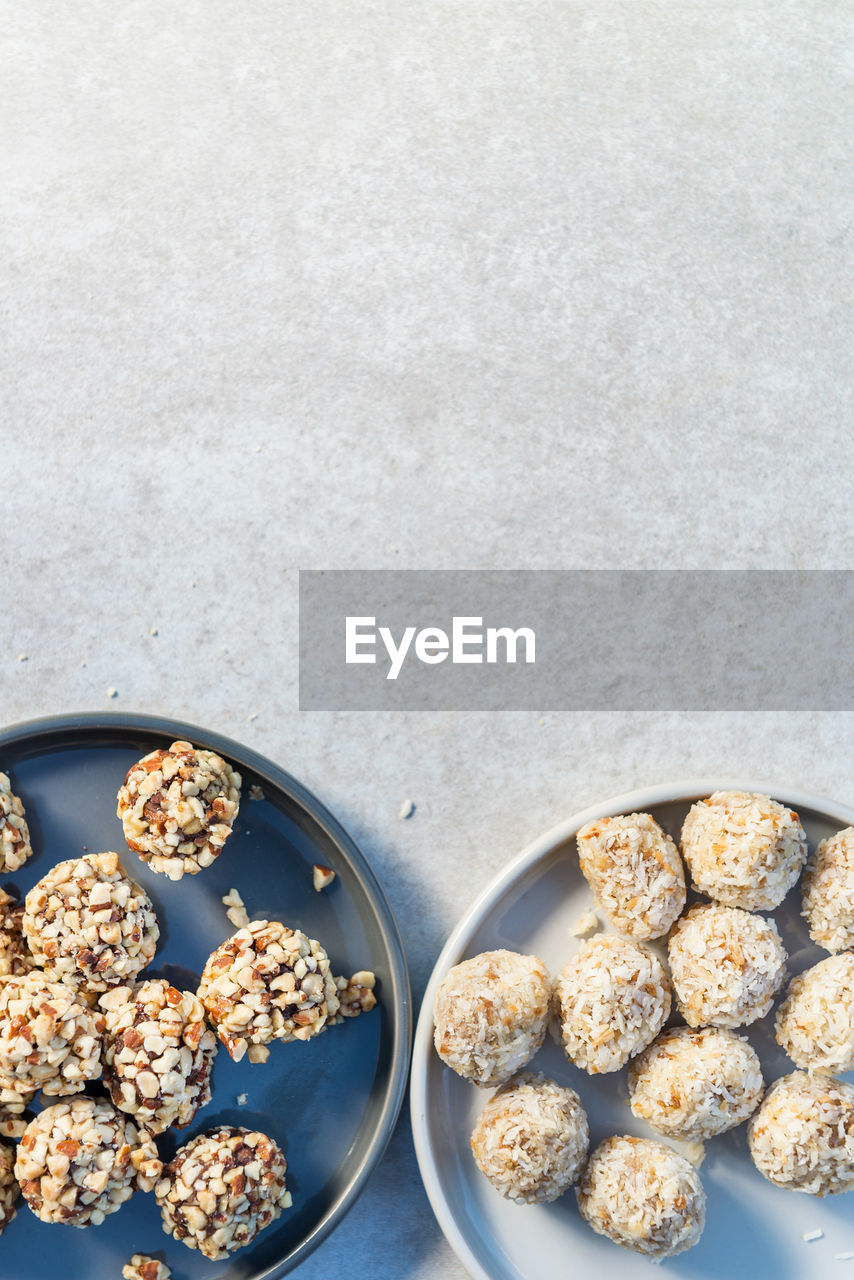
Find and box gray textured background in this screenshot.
[2,3,853,1277]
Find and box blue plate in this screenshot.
[0,712,410,1280]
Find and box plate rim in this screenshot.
[0,709,412,1279]
[410,777,854,1280]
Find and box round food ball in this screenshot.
[577,1135,705,1259]
[775,953,854,1074]
[470,1071,589,1204]
[577,812,685,941]
[433,950,550,1088]
[0,1142,18,1235]
[680,790,806,912]
[117,740,242,881]
[198,920,340,1061]
[100,978,218,1133]
[667,903,787,1029]
[554,935,671,1074]
[0,889,33,978]
[802,827,854,953]
[748,1072,854,1195]
[15,1097,161,1226]
[0,971,104,1102]
[156,1126,291,1260]
[0,772,33,874]
[628,1026,764,1141]
[23,852,159,992]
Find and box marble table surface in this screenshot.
[3,3,853,1276]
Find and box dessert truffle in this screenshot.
[554,934,670,1074]
[628,1025,764,1141]
[15,1096,161,1226]
[748,1072,854,1195]
[667,903,787,1029]
[433,950,550,1088]
[775,953,854,1074]
[155,1126,291,1259]
[0,772,33,874]
[470,1071,589,1203]
[23,851,159,992]
[802,826,854,953]
[197,920,342,1062]
[117,740,241,880]
[576,812,685,941]
[0,971,104,1101]
[0,1141,18,1234]
[577,1135,705,1258]
[100,978,217,1133]
[0,889,33,977]
[680,790,806,912]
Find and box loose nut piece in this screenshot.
[197,921,344,1061]
[122,1256,171,1280]
[23,852,159,992]
[221,888,250,930]
[101,979,217,1133]
[15,1096,161,1226]
[312,865,336,892]
[156,1125,291,1259]
[117,741,241,881]
[336,971,378,1018]
[0,772,33,874]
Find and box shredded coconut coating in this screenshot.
[0,971,104,1101]
[554,935,671,1074]
[100,978,218,1134]
[668,903,787,1029]
[0,889,34,977]
[198,920,341,1061]
[470,1071,589,1204]
[433,950,551,1088]
[0,1141,18,1234]
[23,852,159,992]
[117,741,241,881]
[0,773,33,874]
[628,1026,764,1141]
[748,1072,854,1195]
[577,1135,705,1259]
[15,1096,162,1226]
[775,954,854,1074]
[577,813,686,941]
[680,790,807,912]
[802,827,854,953]
[156,1125,291,1260]
[122,1256,171,1280]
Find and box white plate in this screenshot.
[411,781,854,1280]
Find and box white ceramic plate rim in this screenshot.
[410,777,854,1280]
